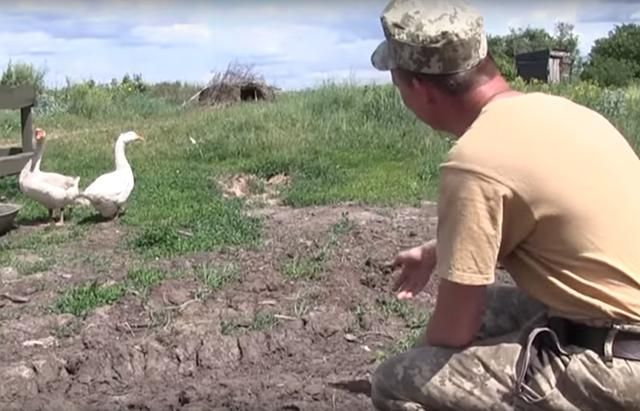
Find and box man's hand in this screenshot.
[391,239,437,300]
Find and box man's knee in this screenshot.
[370,353,427,411]
[370,344,461,411]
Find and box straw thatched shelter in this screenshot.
[185,62,279,108]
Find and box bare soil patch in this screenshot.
[218,173,291,206]
[0,201,511,410]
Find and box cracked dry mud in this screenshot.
[0,201,512,410]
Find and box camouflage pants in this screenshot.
[370,285,640,411]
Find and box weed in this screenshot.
[220,311,278,335]
[250,311,277,331]
[195,262,239,290]
[351,304,368,331]
[331,212,355,236]
[54,281,126,317]
[52,318,83,339]
[126,267,166,297]
[281,254,325,281]
[375,296,430,358]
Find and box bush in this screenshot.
[31,75,181,120]
[579,23,640,87]
[580,55,638,88]
[0,60,47,95]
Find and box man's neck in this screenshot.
[446,77,522,138]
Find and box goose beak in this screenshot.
[34,128,46,140]
[137,134,145,142]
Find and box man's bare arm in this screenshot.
[422,279,487,348]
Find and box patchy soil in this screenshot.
[218,173,291,207]
[0,200,511,411]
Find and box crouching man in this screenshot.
[368,0,640,410]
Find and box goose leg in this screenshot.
[55,209,65,227]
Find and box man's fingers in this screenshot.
[397,289,414,300]
[396,276,425,300]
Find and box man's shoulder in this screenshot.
[442,91,604,182]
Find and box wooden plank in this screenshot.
[20,106,33,152]
[0,152,31,177]
[0,85,36,110]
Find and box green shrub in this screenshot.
[580,55,638,88]
[0,60,47,95]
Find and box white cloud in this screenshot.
[0,30,110,59]
[0,0,631,91]
[130,24,213,46]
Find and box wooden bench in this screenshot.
[0,85,36,177]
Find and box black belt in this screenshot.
[548,317,640,361]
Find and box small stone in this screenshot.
[22,336,57,349]
[344,333,358,343]
[5,363,36,379]
[305,383,324,397]
[167,288,191,305]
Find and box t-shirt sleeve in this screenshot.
[434,167,516,286]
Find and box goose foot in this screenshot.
[54,209,65,227]
[114,206,126,220]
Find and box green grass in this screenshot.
[221,311,279,336]
[0,223,87,275]
[52,268,168,316]
[195,262,239,290]
[126,267,167,297]
[2,77,640,262]
[54,281,126,317]
[281,254,326,281]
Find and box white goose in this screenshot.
[75,131,144,219]
[19,128,81,225]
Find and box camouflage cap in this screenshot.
[371,0,488,74]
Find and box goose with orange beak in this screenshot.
[19,128,80,225]
[74,131,144,219]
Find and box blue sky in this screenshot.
[1,0,639,90]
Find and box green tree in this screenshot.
[580,23,640,86]
[554,22,579,55]
[504,27,555,56]
[487,23,580,80]
[487,34,516,80]
[581,55,638,87]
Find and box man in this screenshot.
[368,0,640,410]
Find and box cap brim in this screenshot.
[371,40,395,71]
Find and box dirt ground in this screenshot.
[0,196,512,411]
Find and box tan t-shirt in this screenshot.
[434,92,640,323]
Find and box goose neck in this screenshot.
[114,139,130,171]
